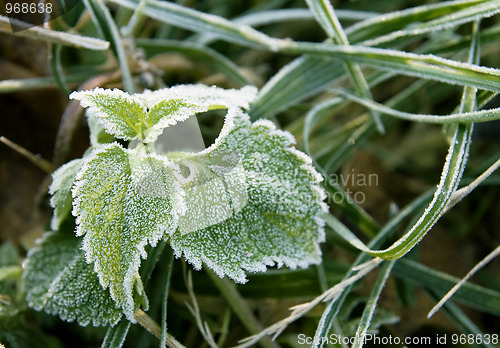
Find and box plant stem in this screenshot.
[0,136,54,173]
[134,309,185,348]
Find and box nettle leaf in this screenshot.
[139,84,257,143]
[71,142,185,320]
[70,84,257,144]
[49,158,84,230]
[87,108,116,146]
[23,229,133,327]
[169,108,328,283]
[70,88,147,141]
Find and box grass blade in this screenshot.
[109,0,277,50]
[88,0,135,93]
[305,0,384,133]
[352,260,395,348]
[426,294,498,348]
[101,320,131,348]
[0,15,109,50]
[324,121,473,260]
[330,87,500,124]
[428,245,500,318]
[277,42,500,93]
[135,38,251,86]
[360,0,500,46]
[345,0,490,44]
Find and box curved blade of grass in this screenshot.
[0,15,109,50]
[50,44,70,96]
[324,122,472,261]
[305,0,384,133]
[330,87,500,123]
[277,42,500,93]
[345,0,490,44]
[326,20,480,260]
[352,260,394,348]
[313,189,434,345]
[109,0,277,50]
[87,0,135,93]
[135,38,251,86]
[359,0,500,47]
[428,245,500,319]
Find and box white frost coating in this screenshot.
[71,85,258,145]
[23,231,125,327]
[141,84,258,143]
[70,88,147,141]
[49,158,83,230]
[140,84,257,110]
[169,107,327,283]
[71,142,185,320]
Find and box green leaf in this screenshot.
[49,158,84,230]
[87,109,116,146]
[138,84,257,143]
[70,88,147,141]
[72,143,185,320]
[23,229,128,327]
[169,109,327,283]
[71,85,257,144]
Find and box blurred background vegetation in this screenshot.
[1,0,500,347]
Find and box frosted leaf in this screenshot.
[71,142,185,320]
[70,88,147,141]
[87,108,115,146]
[140,84,257,143]
[70,85,257,144]
[169,108,327,283]
[23,229,138,327]
[49,158,83,230]
[174,149,248,234]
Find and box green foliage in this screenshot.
[1,0,500,347]
[36,84,327,326]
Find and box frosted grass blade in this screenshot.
[108,0,277,50]
[330,87,500,124]
[0,15,109,50]
[352,261,394,348]
[361,0,500,47]
[345,0,490,44]
[305,0,384,133]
